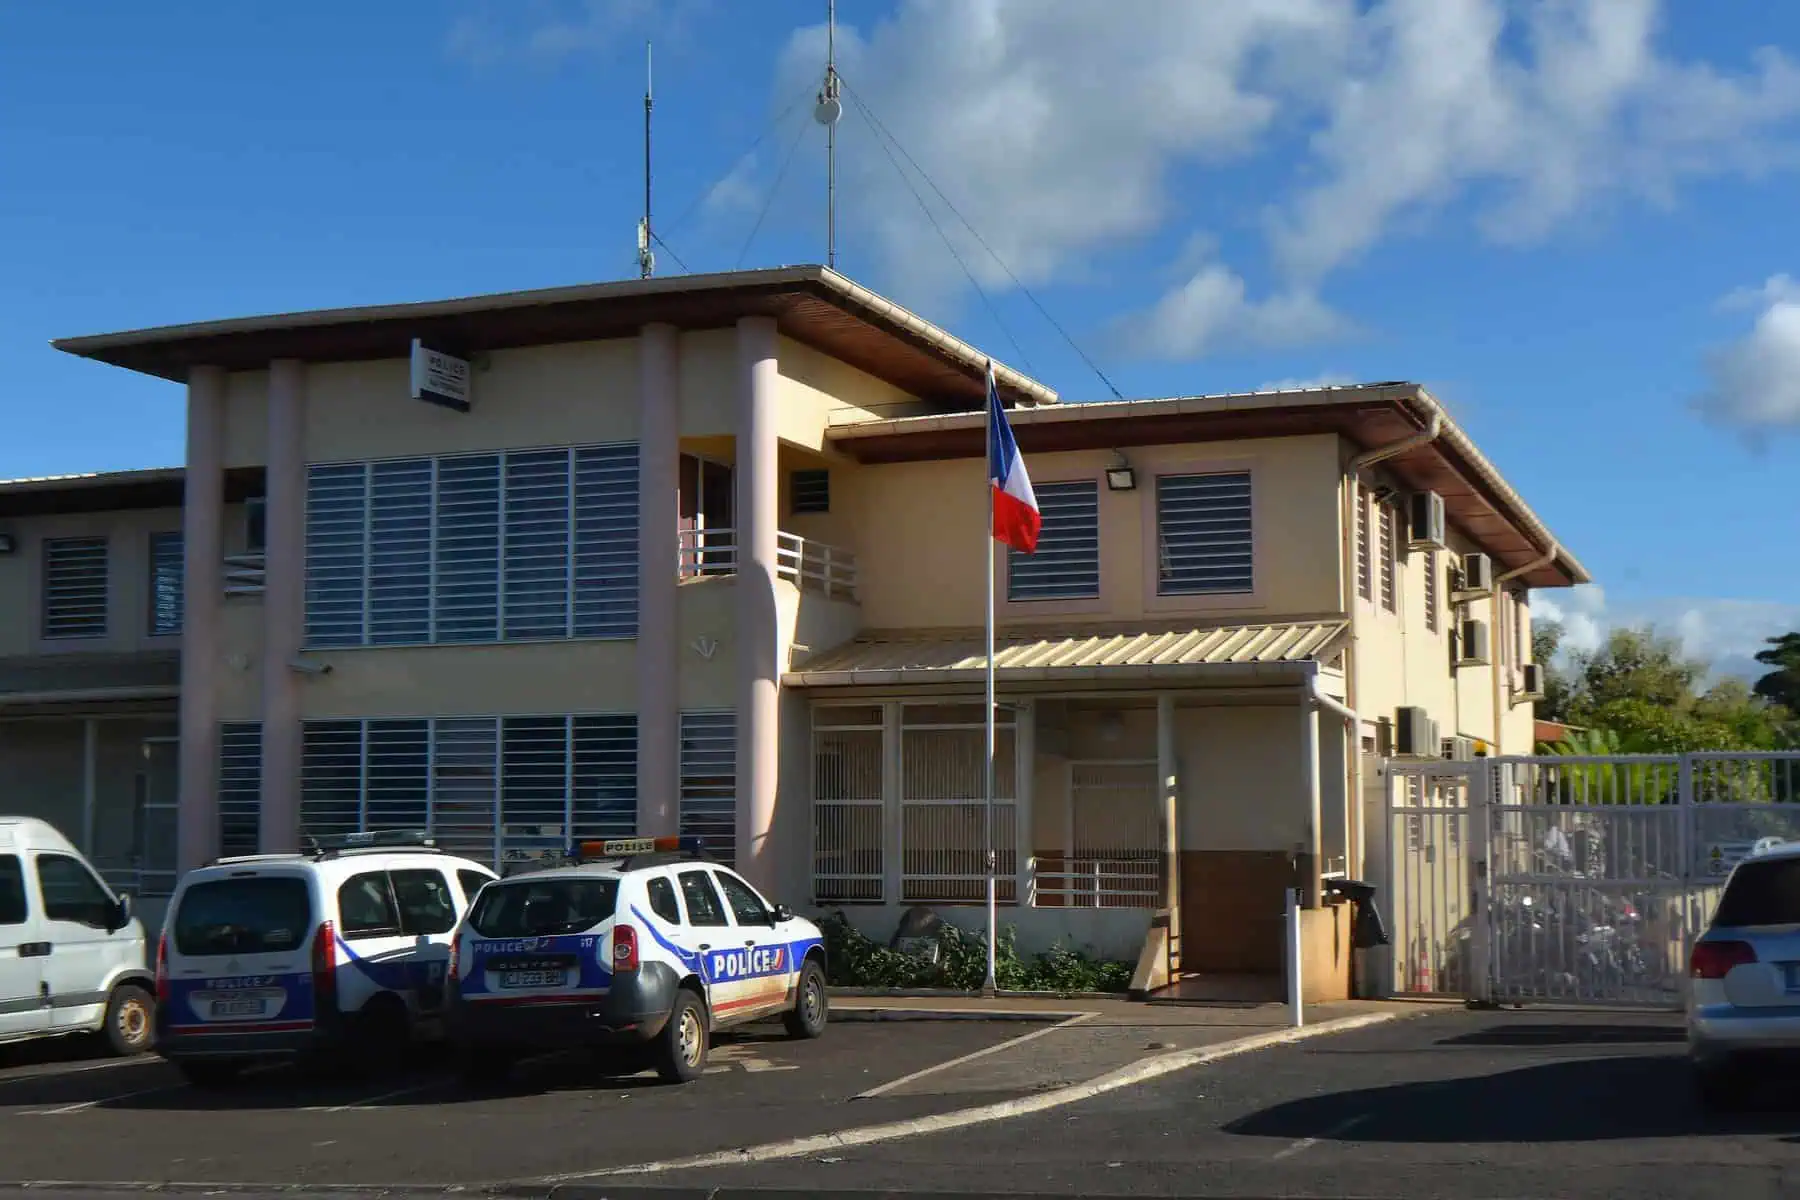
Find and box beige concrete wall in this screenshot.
[773,335,921,450]
[291,640,638,720]
[842,435,1345,631]
[0,506,193,658]
[1178,704,1306,852]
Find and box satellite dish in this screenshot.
[814,95,842,125]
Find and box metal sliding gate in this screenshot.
[1387,753,1800,1008]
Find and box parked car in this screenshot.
[1687,839,1800,1107]
[155,830,497,1085]
[0,816,155,1056]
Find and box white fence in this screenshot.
[1387,752,1800,1008]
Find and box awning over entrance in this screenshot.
[784,619,1347,687]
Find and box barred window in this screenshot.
[1355,486,1371,602]
[304,444,638,648]
[1008,480,1099,601]
[1156,473,1252,596]
[218,723,263,857]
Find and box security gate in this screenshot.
[1388,752,1800,1008]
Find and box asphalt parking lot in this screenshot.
[0,1018,1036,1188]
[643,1007,1800,1200]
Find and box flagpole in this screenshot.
[984,363,999,996]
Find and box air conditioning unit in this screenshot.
[1395,706,1439,757]
[1518,662,1546,700]
[1441,735,1476,762]
[1407,491,1448,550]
[1455,552,1494,599]
[1456,619,1491,667]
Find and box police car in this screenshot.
[155,830,497,1085]
[446,836,827,1085]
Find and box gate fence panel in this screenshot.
[1388,751,1800,1009]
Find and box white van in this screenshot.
[156,830,496,1084]
[0,817,155,1056]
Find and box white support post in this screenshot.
[1286,886,1304,1027]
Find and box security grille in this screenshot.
[42,536,109,639]
[899,703,1016,904]
[218,723,263,856]
[680,710,737,865]
[812,704,884,903]
[1008,480,1099,601]
[1155,472,1252,595]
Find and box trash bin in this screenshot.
[1324,878,1389,998]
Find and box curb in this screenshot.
[520,1008,1416,1187]
[0,1186,478,1197]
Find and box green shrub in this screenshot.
[817,909,1132,993]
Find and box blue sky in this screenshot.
[3,1,1798,677]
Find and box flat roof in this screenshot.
[51,265,1058,411]
[0,466,264,517]
[826,382,1589,589]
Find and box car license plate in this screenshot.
[210,997,266,1018]
[499,969,565,989]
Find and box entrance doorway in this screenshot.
[679,453,734,576]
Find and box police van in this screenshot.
[446,836,827,1085]
[155,830,497,1085]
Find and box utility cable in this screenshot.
[735,101,813,269]
[841,76,1124,399]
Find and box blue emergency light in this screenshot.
[569,834,707,862]
[309,828,437,855]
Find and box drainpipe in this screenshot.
[1348,408,1443,472]
[1492,540,1560,753]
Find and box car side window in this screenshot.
[391,869,457,936]
[457,869,493,906]
[337,871,402,939]
[677,869,729,927]
[35,853,114,929]
[0,855,27,925]
[713,870,772,927]
[646,876,682,925]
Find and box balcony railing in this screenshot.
[1029,855,1162,909]
[678,528,858,601]
[223,552,266,597]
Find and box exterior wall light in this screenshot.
[1105,463,1136,491]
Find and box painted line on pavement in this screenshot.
[20,1082,187,1115]
[1271,1111,1370,1160]
[854,1011,1096,1099]
[528,1009,1419,1183]
[303,1079,451,1113]
[0,1056,159,1088]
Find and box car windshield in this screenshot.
[1714,857,1800,927]
[173,876,313,956]
[469,877,620,937]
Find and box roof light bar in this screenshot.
[570,835,706,861]
[309,829,436,854]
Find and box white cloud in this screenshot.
[1258,373,1358,392]
[445,0,693,68]
[1532,585,1800,682]
[1693,274,1800,434]
[757,0,1800,352]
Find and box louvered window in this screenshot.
[680,710,737,866]
[1155,473,1252,596]
[42,536,109,639]
[1424,548,1440,634]
[299,713,637,873]
[1355,485,1371,601]
[1008,480,1099,601]
[149,531,183,635]
[218,723,263,856]
[790,469,830,514]
[1378,502,1397,613]
[304,443,639,648]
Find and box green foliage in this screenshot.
[1754,632,1800,714]
[816,909,1132,994]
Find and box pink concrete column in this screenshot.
[734,316,780,892]
[637,324,681,837]
[177,365,227,872]
[259,359,307,852]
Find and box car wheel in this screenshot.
[654,989,708,1084]
[784,959,828,1040]
[176,1060,244,1088]
[102,984,155,1057]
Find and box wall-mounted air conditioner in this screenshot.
[1454,552,1493,600]
[1441,735,1476,762]
[1395,706,1439,757]
[1407,491,1448,551]
[1517,662,1546,701]
[1456,619,1491,667]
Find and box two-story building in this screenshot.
[42,265,1587,999]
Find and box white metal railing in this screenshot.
[224,552,266,596]
[1029,856,1161,908]
[677,528,858,601]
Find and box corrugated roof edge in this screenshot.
[50,265,1058,408]
[0,466,184,493]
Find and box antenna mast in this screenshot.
[638,41,655,279]
[813,0,842,269]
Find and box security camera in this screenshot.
[288,658,333,677]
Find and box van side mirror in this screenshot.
[111,893,133,932]
[771,903,794,925]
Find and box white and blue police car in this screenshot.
[155,830,498,1085]
[446,836,828,1085]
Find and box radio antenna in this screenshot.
[813,0,842,268]
[638,40,655,279]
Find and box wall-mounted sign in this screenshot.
[410,338,472,412]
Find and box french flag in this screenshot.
[987,362,1040,554]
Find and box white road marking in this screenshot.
[21,1083,187,1115]
[854,1012,1096,1099]
[302,1079,446,1113]
[0,1057,157,1087]
[1270,1112,1370,1160]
